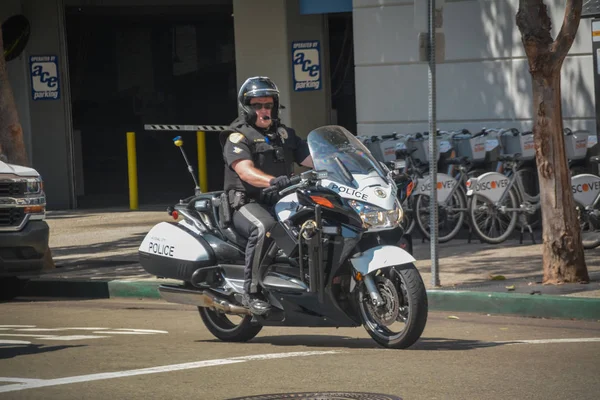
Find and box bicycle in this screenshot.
[572,156,600,249]
[465,153,540,244]
[393,148,470,243]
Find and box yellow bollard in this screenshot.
[126,131,139,210]
[197,131,208,193]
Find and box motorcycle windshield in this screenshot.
[307,125,387,188]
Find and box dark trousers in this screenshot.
[232,203,277,293]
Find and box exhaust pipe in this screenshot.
[158,285,251,316]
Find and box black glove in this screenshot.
[269,175,291,191]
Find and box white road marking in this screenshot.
[0,340,31,345]
[92,331,156,335]
[0,334,108,341]
[501,338,600,345]
[0,378,45,384]
[114,329,168,334]
[0,351,341,393]
[0,334,55,338]
[42,336,109,341]
[16,328,108,332]
[0,326,167,341]
[0,325,36,328]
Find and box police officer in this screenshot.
[222,76,313,314]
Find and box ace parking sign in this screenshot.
[29,55,60,101]
[292,40,322,91]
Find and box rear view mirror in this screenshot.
[301,170,328,181]
[315,170,328,179]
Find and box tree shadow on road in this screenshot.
[49,232,148,261]
[0,343,86,360]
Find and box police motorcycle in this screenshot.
[138,125,428,349]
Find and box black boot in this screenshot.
[242,280,271,315]
[242,292,271,315]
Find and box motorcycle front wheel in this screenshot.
[357,263,428,349]
[198,307,262,342]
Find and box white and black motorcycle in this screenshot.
[138,125,428,349]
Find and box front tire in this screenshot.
[198,307,262,342]
[357,264,428,349]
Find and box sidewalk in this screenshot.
[16,207,600,321]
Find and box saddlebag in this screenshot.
[138,222,216,281]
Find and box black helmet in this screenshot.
[237,76,280,126]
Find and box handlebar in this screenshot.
[262,175,303,195]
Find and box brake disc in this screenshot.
[365,276,399,326]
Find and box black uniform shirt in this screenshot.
[222,120,310,200]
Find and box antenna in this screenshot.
[173,136,201,195]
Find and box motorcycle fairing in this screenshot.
[349,245,416,275]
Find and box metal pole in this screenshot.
[196,131,208,193]
[126,131,139,210]
[428,0,440,287]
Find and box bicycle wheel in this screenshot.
[576,201,600,250]
[517,167,541,229]
[469,188,519,244]
[414,188,466,243]
[401,198,415,234]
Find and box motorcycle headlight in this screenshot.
[348,200,403,230]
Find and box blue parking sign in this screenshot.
[292,40,322,91]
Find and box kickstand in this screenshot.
[467,223,472,243]
[519,217,536,245]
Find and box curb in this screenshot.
[426,290,600,321]
[22,279,162,300]
[20,279,600,321]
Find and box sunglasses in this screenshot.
[250,103,274,110]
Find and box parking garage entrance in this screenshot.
[65,4,237,208]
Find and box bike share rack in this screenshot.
[125,124,229,210]
[360,126,600,245]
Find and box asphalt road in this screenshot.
[1,298,599,400]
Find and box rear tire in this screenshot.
[358,264,428,349]
[198,307,262,342]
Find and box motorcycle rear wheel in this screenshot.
[357,263,428,349]
[198,307,262,342]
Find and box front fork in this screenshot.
[363,274,385,307]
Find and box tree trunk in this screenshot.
[532,72,588,283]
[517,0,589,284]
[0,30,29,165]
[1,28,55,270]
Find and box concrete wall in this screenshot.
[286,0,331,139]
[353,0,596,136]
[21,0,73,209]
[232,0,330,139]
[1,0,33,162]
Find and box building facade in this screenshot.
[1,0,596,210]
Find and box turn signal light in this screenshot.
[310,196,334,209]
[172,210,179,220]
[24,205,45,214]
[406,181,414,198]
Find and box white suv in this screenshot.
[0,159,49,300]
